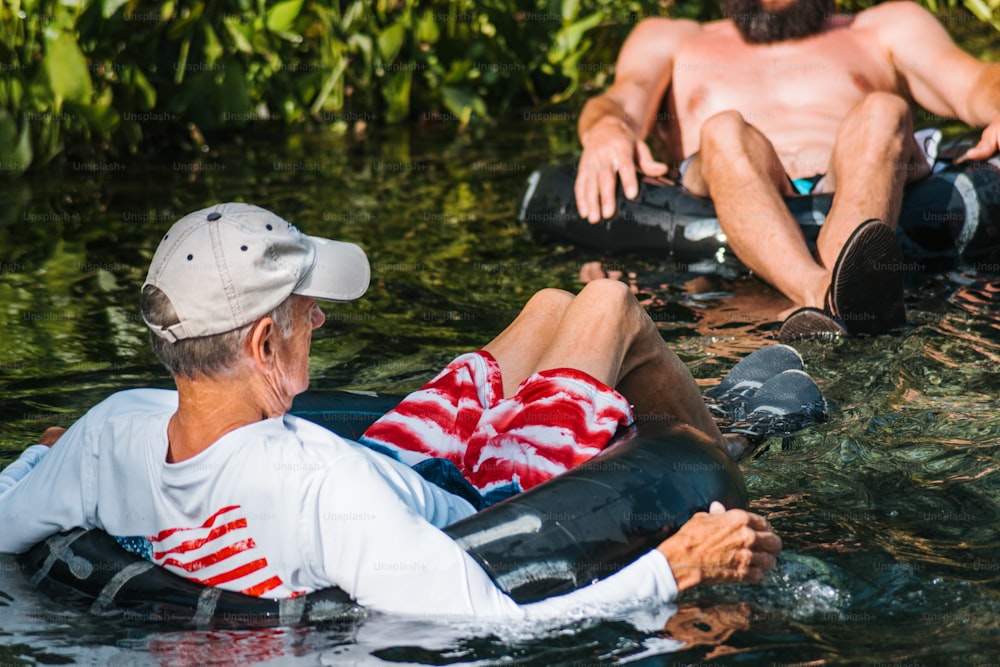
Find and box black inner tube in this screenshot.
[18,391,747,626]
[518,158,1000,273]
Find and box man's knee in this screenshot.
[524,287,574,317]
[576,279,644,329]
[700,111,752,156]
[578,278,633,302]
[841,92,914,139]
[699,111,784,186]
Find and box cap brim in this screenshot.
[294,237,370,301]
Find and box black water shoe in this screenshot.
[825,218,906,335]
[777,307,848,342]
[726,368,828,443]
[705,344,804,420]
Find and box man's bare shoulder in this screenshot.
[627,16,704,42]
[850,0,942,33]
[849,0,962,67]
[615,16,705,69]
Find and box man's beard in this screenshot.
[722,0,834,44]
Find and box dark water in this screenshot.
[1,120,999,666]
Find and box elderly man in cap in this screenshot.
[0,203,787,618]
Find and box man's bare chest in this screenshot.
[670,34,898,123]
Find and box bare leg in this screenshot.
[683,111,828,309]
[483,279,726,446]
[480,287,574,396]
[815,92,931,269]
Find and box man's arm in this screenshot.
[0,427,67,495]
[867,1,1000,160]
[0,445,50,496]
[314,452,779,618]
[0,424,94,553]
[575,18,700,223]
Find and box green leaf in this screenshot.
[963,0,1000,28]
[442,59,474,85]
[65,101,119,132]
[203,23,223,63]
[42,32,93,106]
[416,9,440,44]
[222,16,255,54]
[382,69,412,123]
[174,34,191,85]
[440,84,486,125]
[561,0,580,22]
[219,59,252,121]
[309,58,348,115]
[1,77,25,113]
[342,0,367,31]
[101,0,130,18]
[378,21,406,63]
[349,33,373,70]
[550,11,605,64]
[167,3,205,40]
[965,0,991,19]
[0,110,33,175]
[266,0,304,33]
[129,67,156,110]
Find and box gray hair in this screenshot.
[141,285,296,379]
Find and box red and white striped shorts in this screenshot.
[359,351,634,494]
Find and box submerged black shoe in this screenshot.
[705,344,804,419]
[724,369,829,452]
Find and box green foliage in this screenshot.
[0,0,997,174]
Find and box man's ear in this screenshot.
[247,317,278,371]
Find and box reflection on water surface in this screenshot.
[0,122,998,665]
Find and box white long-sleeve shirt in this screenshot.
[0,388,678,618]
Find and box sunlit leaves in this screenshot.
[42,32,93,107]
[1,0,998,174]
[0,109,33,174]
[266,0,303,32]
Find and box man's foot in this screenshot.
[825,219,906,335]
[721,369,829,460]
[705,344,803,419]
[777,307,847,342]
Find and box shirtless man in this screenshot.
[574,0,1000,336]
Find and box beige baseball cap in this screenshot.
[142,203,370,342]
